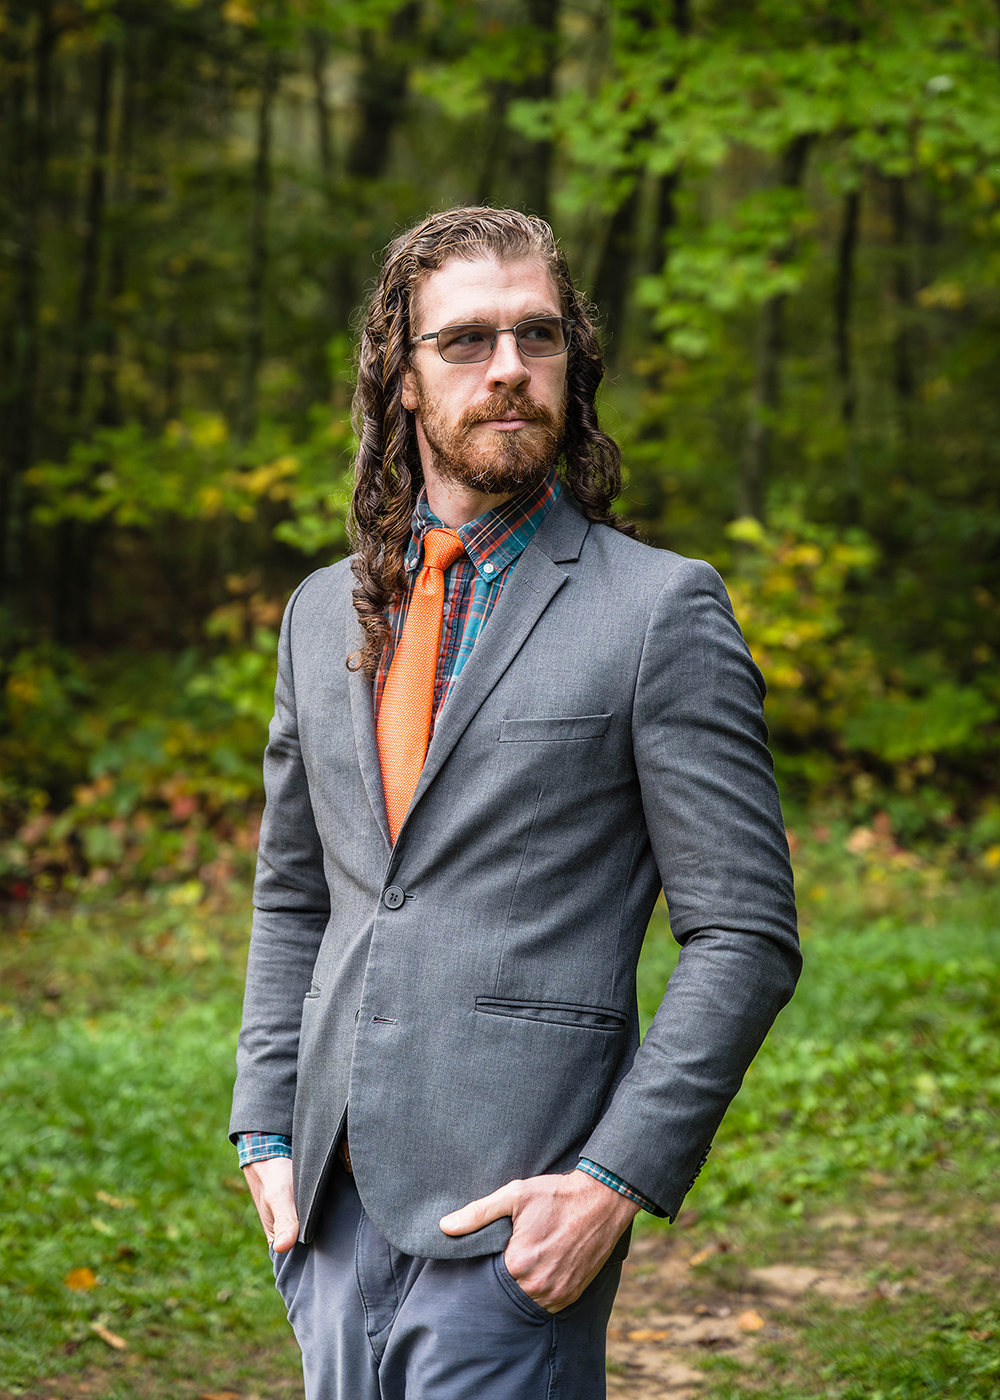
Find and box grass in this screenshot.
[0,838,998,1397]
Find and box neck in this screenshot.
[421,459,516,529]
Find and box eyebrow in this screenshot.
[434,307,562,328]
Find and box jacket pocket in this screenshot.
[304,980,322,1000]
[475,996,625,1031]
[498,714,612,743]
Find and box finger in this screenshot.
[271,1210,300,1254]
[439,1183,519,1236]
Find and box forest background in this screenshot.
[2,4,1000,1397]
[2,0,1000,891]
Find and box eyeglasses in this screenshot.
[415,317,576,365]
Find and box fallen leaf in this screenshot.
[737,1310,765,1332]
[222,1175,249,1193]
[96,1190,136,1209]
[90,1322,127,1350]
[90,1216,113,1235]
[627,1328,670,1342]
[63,1267,98,1291]
[198,1392,242,1400]
[688,1245,717,1267]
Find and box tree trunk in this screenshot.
[592,0,688,360]
[99,39,135,429]
[346,3,420,181]
[475,82,510,207]
[2,1,53,622]
[236,49,279,443]
[591,181,642,366]
[512,0,559,220]
[889,176,915,406]
[57,36,114,645]
[737,134,810,523]
[310,28,334,188]
[67,39,114,422]
[835,187,861,522]
[329,3,420,335]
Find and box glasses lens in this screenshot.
[437,324,496,363]
[514,318,569,357]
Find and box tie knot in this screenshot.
[422,528,465,573]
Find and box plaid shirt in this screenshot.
[238,468,662,1216]
[373,466,561,732]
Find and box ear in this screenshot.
[400,362,419,414]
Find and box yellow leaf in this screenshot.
[738,1309,765,1331]
[628,1327,671,1342]
[726,515,766,544]
[64,1267,98,1291]
[96,1190,136,1209]
[222,0,256,23]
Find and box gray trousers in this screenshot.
[271,1170,628,1399]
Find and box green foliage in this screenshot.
[2,854,998,1390]
[0,639,274,897]
[28,407,352,555]
[638,842,1000,1221]
[2,0,1000,873]
[0,898,290,1388]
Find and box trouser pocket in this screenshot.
[492,1252,555,1323]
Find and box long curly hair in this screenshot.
[349,205,634,677]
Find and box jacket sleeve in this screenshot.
[229,579,331,1142]
[580,557,801,1218]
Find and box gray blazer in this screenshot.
[230,494,800,1258]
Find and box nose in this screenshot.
[485,328,530,392]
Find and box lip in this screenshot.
[480,417,535,431]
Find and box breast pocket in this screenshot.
[498,714,613,743]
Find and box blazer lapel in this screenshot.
[346,607,392,851]
[396,496,590,843]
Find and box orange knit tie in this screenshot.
[377,528,466,843]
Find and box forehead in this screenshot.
[412,255,561,331]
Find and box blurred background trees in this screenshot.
[1,0,999,897]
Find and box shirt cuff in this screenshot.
[576,1158,665,1215]
[238,1132,292,1168]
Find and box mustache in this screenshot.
[459,390,557,430]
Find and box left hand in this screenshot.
[439,1169,640,1313]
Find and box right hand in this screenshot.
[244,1157,299,1253]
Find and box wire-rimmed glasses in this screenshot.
[415,316,576,364]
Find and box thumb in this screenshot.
[440,1182,519,1237]
[271,1209,300,1254]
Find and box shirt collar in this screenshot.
[405,466,562,581]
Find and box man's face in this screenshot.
[401,256,568,495]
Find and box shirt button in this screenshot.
[383,886,405,909]
[482,562,495,575]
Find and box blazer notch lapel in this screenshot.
[345,607,392,851]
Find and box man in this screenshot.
[231,206,799,1400]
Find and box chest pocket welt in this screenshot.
[498,713,612,743]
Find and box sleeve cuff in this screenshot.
[576,1158,666,1215]
[238,1132,292,1168]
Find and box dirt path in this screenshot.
[607,1197,1000,1396]
[5,1197,997,1400]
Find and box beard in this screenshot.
[413,385,566,495]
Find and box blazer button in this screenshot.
[383,885,405,909]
